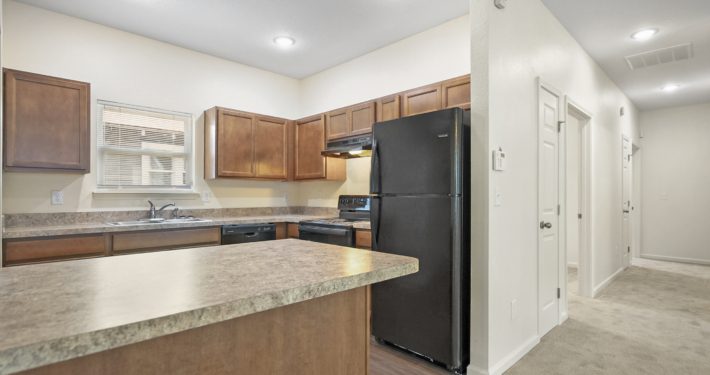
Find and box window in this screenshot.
[97,101,193,190]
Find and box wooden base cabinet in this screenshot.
[355,230,372,250]
[21,287,369,375]
[3,69,90,173]
[204,107,289,180]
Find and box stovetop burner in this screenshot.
[300,195,371,229]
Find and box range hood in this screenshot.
[321,134,372,159]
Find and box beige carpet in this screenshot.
[506,260,710,375]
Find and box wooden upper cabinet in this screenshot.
[442,75,471,110]
[350,101,376,136]
[376,95,401,123]
[401,84,442,117]
[325,108,349,140]
[254,115,288,179]
[325,101,376,140]
[295,115,345,181]
[204,107,288,180]
[217,109,255,178]
[295,115,326,179]
[3,69,90,173]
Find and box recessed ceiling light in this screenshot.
[273,36,295,47]
[661,84,680,93]
[631,28,658,41]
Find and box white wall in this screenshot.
[640,102,710,265]
[469,0,639,374]
[292,15,471,207]
[2,0,301,213]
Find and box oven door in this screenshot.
[299,225,354,247]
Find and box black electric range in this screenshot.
[299,195,370,247]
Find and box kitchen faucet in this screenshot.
[148,200,175,219]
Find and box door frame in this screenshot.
[622,135,632,269]
[565,97,593,299]
[537,79,563,332]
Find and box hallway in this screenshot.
[507,260,710,374]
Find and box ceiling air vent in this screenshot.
[625,43,694,70]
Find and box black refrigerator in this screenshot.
[370,108,470,373]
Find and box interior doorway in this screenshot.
[622,136,633,268]
[631,145,642,259]
[565,98,592,298]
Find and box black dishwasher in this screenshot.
[221,223,276,244]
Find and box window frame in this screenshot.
[95,100,195,193]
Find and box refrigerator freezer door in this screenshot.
[371,195,461,367]
[371,109,461,196]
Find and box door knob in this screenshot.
[539,221,552,229]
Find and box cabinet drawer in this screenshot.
[355,230,372,249]
[112,227,221,254]
[287,223,300,238]
[3,234,106,266]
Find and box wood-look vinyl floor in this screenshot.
[369,338,451,375]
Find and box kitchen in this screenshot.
[0,1,471,374]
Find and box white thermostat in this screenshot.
[493,148,506,171]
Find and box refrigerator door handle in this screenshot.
[371,196,381,250]
[370,139,380,194]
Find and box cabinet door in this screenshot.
[254,115,288,179]
[442,76,471,110]
[4,69,90,172]
[217,109,255,177]
[325,108,349,140]
[112,227,221,254]
[376,95,401,123]
[401,84,442,117]
[3,234,107,266]
[295,115,326,179]
[350,102,376,136]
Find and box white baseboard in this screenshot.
[467,363,490,375]
[560,311,569,324]
[567,262,578,269]
[640,254,710,266]
[592,267,624,298]
[487,335,540,375]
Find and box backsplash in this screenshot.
[3,206,338,228]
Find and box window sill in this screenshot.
[93,188,200,199]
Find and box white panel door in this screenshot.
[538,86,560,337]
[622,136,632,267]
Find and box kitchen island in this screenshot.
[0,239,418,374]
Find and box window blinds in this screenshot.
[97,102,192,188]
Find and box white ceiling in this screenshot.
[16,0,469,79]
[541,0,710,110]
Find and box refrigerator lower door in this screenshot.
[371,195,462,368]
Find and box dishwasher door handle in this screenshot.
[299,225,350,236]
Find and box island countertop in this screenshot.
[0,239,418,374]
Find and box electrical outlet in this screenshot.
[511,299,518,321]
[495,190,503,207]
[201,191,211,203]
[51,190,64,205]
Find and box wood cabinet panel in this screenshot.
[442,76,471,109]
[350,101,376,136]
[3,69,90,172]
[376,95,401,123]
[3,234,106,266]
[401,84,442,117]
[294,115,326,180]
[287,223,300,239]
[112,227,221,254]
[217,109,255,178]
[325,108,349,140]
[23,287,368,375]
[355,230,372,250]
[275,223,287,240]
[254,115,288,179]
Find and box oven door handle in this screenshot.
[299,225,351,236]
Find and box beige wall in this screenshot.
[2,2,470,213]
[469,0,640,374]
[640,101,710,265]
[292,15,471,206]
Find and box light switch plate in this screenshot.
[201,191,211,203]
[51,190,64,205]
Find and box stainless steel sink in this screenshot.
[107,217,212,226]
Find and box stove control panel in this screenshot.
[337,195,371,212]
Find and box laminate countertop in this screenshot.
[0,239,418,374]
[2,215,325,239]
